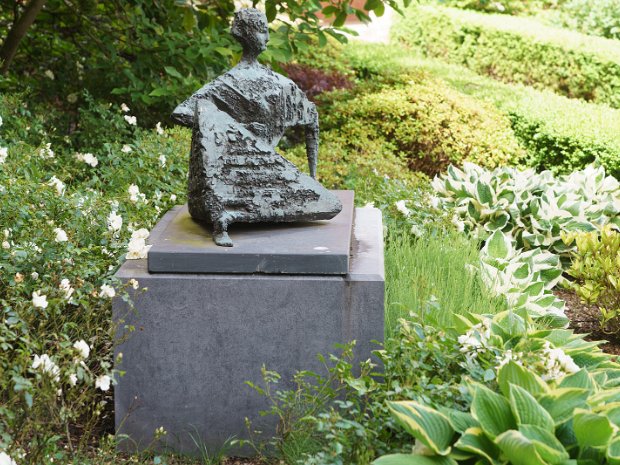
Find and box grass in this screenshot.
[385,228,506,335]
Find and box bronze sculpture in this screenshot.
[171,8,343,247]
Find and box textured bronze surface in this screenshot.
[171,8,342,247]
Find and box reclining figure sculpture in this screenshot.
[171,8,343,247]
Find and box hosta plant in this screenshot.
[431,163,620,259]
[374,359,620,465]
[480,230,566,325]
[562,226,620,333]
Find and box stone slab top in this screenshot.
[147,190,354,275]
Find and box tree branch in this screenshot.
[0,0,48,74]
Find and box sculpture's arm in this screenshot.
[305,103,319,179]
[171,84,215,127]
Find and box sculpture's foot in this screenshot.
[213,212,234,247]
[213,231,233,247]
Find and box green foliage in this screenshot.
[435,0,562,15]
[0,0,409,127]
[392,5,620,109]
[317,82,524,177]
[342,43,620,177]
[376,359,620,465]
[251,304,617,464]
[546,0,620,40]
[479,230,566,324]
[0,93,189,461]
[431,163,620,257]
[385,229,506,333]
[563,226,620,333]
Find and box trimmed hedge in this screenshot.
[392,5,620,108]
[343,43,620,177]
[306,79,525,177]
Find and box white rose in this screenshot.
[32,291,48,309]
[95,374,111,391]
[73,340,90,359]
[54,228,68,242]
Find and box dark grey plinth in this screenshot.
[113,205,384,455]
[148,191,354,275]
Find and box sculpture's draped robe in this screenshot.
[172,64,342,226]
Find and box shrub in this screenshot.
[256,305,617,464]
[431,163,620,258]
[563,226,620,334]
[342,43,620,177]
[377,358,620,464]
[392,5,620,108]
[317,82,525,177]
[435,0,562,14]
[0,95,189,461]
[549,0,620,40]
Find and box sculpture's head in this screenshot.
[231,8,269,57]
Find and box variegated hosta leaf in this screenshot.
[388,401,455,456]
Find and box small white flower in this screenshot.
[1,240,9,250]
[32,354,60,382]
[156,122,164,135]
[95,374,111,391]
[121,103,130,113]
[128,278,140,290]
[67,93,78,103]
[0,451,17,465]
[0,147,7,164]
[158,154,166,167]
[100,284,116,299]
[121,145,132,153]
[126,237,151,259]
[128,184,145,203]
[107,211,123,232]
[124,115,137,126]
[32,291,48,309]
[44,69,55,80]
[0,115,3,127]
[31,271,39,280]
[132,228,150,240]
[170,194,177,202]
[395,200,411,217]
[59,278,74,300]
[73,340,90,359]
[69,373,78,386]
[48,176,65,195]
[82,153,98,167]
[39,142,54,159]
[53,227,68,242]
[410,225,424,237]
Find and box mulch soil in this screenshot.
[555,289,620,356]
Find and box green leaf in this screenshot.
[559,370,594,391]
[607,436,620,465]
[373,455,457,465]
[484,230,511,260]
[333,11,348,27]
[509,384,555,431]
[389,401,454,455]
[454,427,500,464]
[265,0,277,21]
[471,383,517,439]
[519,424,569,463]
[573,408,615,448]
[476,180,494,205]
[539,388,589,425]
[495,430,547,465]
[438,407,479,433]
[498,362,548,397]
[182,9,196,32]
[164,66,183,80]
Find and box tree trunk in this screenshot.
[0,0,48,74]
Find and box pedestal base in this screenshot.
[113,204,384,455]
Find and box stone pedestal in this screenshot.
[113,191,384,454]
